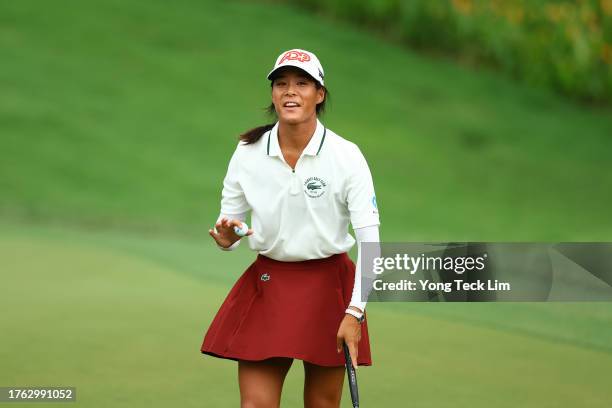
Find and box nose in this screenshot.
[285,82,297,96]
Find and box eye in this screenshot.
[297,81,308,86]
[274,80,287,87]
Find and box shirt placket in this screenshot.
[289,167,301,195]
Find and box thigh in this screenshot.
[303,361,345,408]
[238,357,294,408]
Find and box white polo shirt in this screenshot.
[220,118,380,262]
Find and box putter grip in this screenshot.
[343,343,360,408]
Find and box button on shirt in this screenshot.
[220,119,380,262]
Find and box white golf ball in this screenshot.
[233,222,249,237]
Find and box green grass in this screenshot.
[1,0,612,406]
[1,0,611,240]
[1,223,612,407]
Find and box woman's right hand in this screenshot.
[209,217,253,248]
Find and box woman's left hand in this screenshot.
[336,311,362,370]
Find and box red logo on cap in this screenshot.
[279,50,311,65]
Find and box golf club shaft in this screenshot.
[343,342,359,408]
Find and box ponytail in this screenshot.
[239,123,275,145]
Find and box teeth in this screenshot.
[285,103,298,107]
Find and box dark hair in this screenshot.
[239,79,329,145]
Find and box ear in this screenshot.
[316,87,325,104]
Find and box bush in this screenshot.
[288,0,612,103]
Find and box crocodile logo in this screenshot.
[306,181,322,191]
[260,273,270,282]
[304,176,327,198]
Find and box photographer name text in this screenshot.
[372,279,511,293]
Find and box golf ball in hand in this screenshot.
[233,222,249,237]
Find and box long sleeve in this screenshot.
[346,146,380,229]
[349,224,380,311]
[215,143,250,252]
[221,145,251,215]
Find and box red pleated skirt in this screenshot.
[200,252,372,367]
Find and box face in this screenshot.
[271,68,325,125]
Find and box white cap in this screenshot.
[267,49,325,86]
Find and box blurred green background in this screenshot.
[290,0,612,103]
[1,0,612,407]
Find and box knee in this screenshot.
[304,391,342,408]
[240,400,278,408]
[240,393,280,408]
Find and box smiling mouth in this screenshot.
[283,102,300,108]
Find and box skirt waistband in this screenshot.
[255,253,350,270]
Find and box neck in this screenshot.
[277,116,318,151]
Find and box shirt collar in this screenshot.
[266,119,327,157]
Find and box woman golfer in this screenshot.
[201,48,380,407]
